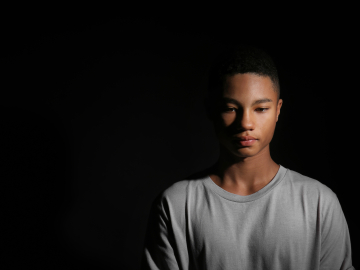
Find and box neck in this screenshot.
[209,143,279,195]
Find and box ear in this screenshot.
[276,99,283,122]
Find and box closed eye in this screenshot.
[225,107,236,112]
[224,108,269,112]
[256,108,269,112]
[222,107,269,113]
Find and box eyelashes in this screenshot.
[256,108,269,112]
[223,107,269,113]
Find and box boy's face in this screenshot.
[210,73,283,158]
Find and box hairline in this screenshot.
[223,72,280,102]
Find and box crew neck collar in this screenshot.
[203,164,288,203]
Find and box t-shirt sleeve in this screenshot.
[141,193,180,270]
[320,191,355,270]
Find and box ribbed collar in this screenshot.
[203,164,288,203]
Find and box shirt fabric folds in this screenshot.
[142,165,354,270]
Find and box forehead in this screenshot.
[223,73,276,100]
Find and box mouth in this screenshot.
[234,139,257,147]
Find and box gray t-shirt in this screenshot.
[142,165,354,270]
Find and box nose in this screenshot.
[236,110,254,131]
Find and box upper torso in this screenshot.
[143,165,354,270]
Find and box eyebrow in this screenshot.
[222,97,273,107]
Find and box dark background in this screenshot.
[2,6,358,269]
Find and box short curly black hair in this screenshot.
[206,46,280,110]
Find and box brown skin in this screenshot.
[207,73,283,196]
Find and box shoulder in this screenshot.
[160,180,190,205]
[163,180,190,197]
[284,167,339,207]
[162,177,206,202]
[153,176,207,209]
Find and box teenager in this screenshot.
[141,46,354,269]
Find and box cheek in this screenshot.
[261,115,275,126]
[222,114,235,126]
[213,114,233,131]
[260,118,277,136]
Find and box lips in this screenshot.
[234,139,257,147]
[234,136,257,141]
[233,136,258,147]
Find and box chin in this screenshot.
[234,150,258,158]
[225,146,258,158]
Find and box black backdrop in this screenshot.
[2,7,358,269]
